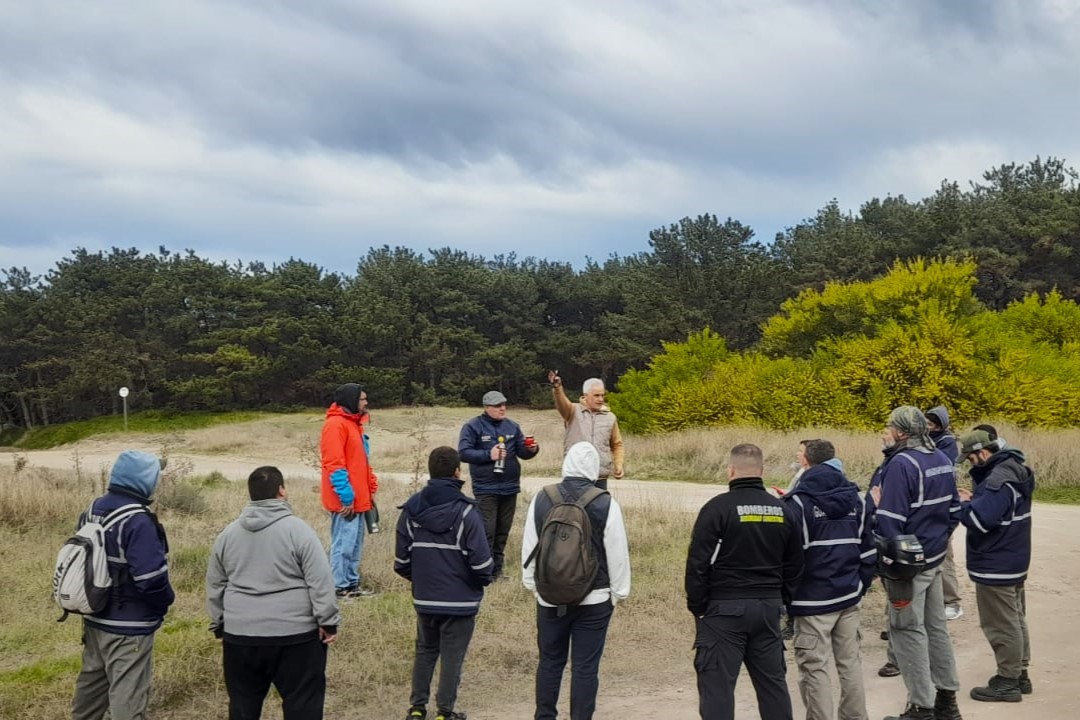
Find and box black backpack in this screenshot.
[524,484,607,606]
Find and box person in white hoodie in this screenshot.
[522,442,631,720]
[206,466,340,720]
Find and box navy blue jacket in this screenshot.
[959,449,1034,586]
[81,490,174,635]
[927,405,959,464]
[458,414,539,495]
[394,477,494,615]
[785,463,876,616]
[869,446,960,569]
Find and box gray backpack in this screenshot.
[52,502,145,621]
[524,485,607,606]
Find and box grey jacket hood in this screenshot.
[239,499,294,532]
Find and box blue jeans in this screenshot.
[330,512,366,590]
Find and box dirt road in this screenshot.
[10,447,1078,719]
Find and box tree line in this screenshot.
[3,157,1080,429]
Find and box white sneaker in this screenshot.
[945,605,963,621]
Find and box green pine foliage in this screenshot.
[611,258,1080,432]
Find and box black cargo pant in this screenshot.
[693,598,793,720]
[410,613,477,714]
[476,493,516,576]
[223,635,327,720]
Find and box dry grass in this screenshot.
[0,460,701,719]
[3,409,1076,717]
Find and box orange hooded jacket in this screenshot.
[320,404,378,513]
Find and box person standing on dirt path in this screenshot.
[927,406,965,623]
[71,450,175,720]
[548,371,624,490]
[207,466,340,720]
[396,447,493,720]
[784,440,876,720]
[522,441,631,720]
[685,443,804,720]
[320,383,379,598]
[869,406,962,720]
[458,390,540,580]
[956,428,1035,703]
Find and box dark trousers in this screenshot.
[223,636,327,720]
[693,598,793,720]
[410,613,477,713]
[476,493,516,576]
[535,601,614,720]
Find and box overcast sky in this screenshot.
[3,0,1080,278]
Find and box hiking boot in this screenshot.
[933,689,962,720]
[405,706,427,720]
[944,605,963,621]
[970,675,1022,703]
[435,711,467,720]
[1019,669,1032,695]
[884,704,934,720]
[878,661,901,677]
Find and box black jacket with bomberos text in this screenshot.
[685,477,804,616]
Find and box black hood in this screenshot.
[972,449,1036,499]
[333,383,363,415]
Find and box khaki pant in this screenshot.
[793,604,868,720]
[888,565,959,709]
[941,541,962,607]
[975,583,1031,680]
[71,625,155,720]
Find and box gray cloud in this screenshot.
[2,0,1080,275]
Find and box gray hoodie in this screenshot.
[206,499,339,640]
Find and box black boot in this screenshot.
[884,704,934,720]
[933,689,962,720]
[970,675,1022,703]
[1019,669,1033,695]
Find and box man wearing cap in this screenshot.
[868,406,962,720]
[459,390,540,579]
[71,450,174,720]
[956,429,1035,703]
[548,372,624,490]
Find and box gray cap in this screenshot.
[482,390,508,406]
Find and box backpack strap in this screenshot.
[524,485,565,569]
[575,486,607,509]
[100,504,147,531]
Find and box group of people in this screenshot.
[687,405,1034,720]
[64,384,1033,720]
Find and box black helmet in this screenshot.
[874,533,926,581]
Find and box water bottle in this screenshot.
[365,500,381,534]
[494,436,506,474]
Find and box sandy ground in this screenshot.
[8,446,1079,719]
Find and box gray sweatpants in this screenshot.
[793,604,869,720]
[887,565,959,709]
[975,583,1030,680]
[71,625,155,720]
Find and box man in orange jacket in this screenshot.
[321,383,379,598]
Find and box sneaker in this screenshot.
[970,674,1022,703]
[405,706,427,720]
[1019,669,1033,695]
[334,587,353,599]
[352,586,377,597]
[945,605,964,621]
[884,704,934,720]
[435,711,467,720]
[878,662,901,677]
[335,586,377,599]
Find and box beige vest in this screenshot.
[563,405,617,477]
